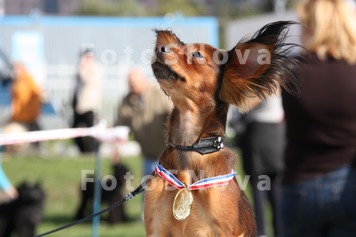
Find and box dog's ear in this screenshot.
[219,21,299,112]
[154,29,185,46]
[35,181,42,188]
[18,181,29,189]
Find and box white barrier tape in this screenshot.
[93,126,130,143]
[0,124,130,146]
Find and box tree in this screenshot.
[77,0,147,16]
[155,0,203,16]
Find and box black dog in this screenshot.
[0,182,45,237]
[74,163,129,224]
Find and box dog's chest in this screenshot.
[149,185,238,236]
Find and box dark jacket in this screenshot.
[282,53,356,184]
[115,83,172,160]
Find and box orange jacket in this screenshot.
[11,67,42,123]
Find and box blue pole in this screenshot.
[91,146,102,237]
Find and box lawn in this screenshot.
[1,145,273,237]
[2,151,146,237]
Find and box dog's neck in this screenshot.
[168,103,228,147]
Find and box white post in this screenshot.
[274,0,286,14]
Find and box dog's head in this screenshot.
[17,181,46,204]
[152,21,299,112]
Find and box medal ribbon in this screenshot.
[155,164,236,191]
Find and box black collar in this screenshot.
[169,136,224,155]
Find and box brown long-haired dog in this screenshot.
[145,21,298,237]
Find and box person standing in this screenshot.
[114,68,172,177]
[282,0,356,236]
[9,62,43,151]
[233,94,284,237]
[71,48,101,153]
[10,62,42,133]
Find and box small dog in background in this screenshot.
[145,21,299,236]
[74,163,129,224]
[0,181,45,237]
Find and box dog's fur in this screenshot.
[74,163,129,224]
[144,21,298,236]
[0,182,45,237]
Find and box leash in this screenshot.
[36,181,146,237]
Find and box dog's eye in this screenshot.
[192,51,204,58]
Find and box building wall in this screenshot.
[225,11,300,49]
[0,16,218,128]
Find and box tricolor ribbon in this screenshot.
[155,163,236,191]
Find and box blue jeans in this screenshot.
[143,158,157,177]
[281,165,356,237]
[142,158,157,204]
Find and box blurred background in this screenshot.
[0,0,299,130]
[0,1,300,237]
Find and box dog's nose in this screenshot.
[156,45,170,53]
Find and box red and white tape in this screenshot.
[0,122,130,146]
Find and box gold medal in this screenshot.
[172,187,193,221]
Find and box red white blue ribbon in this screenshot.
[155,163,236,191]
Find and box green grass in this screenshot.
[2,148,273,237]
[2,153,145,237]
